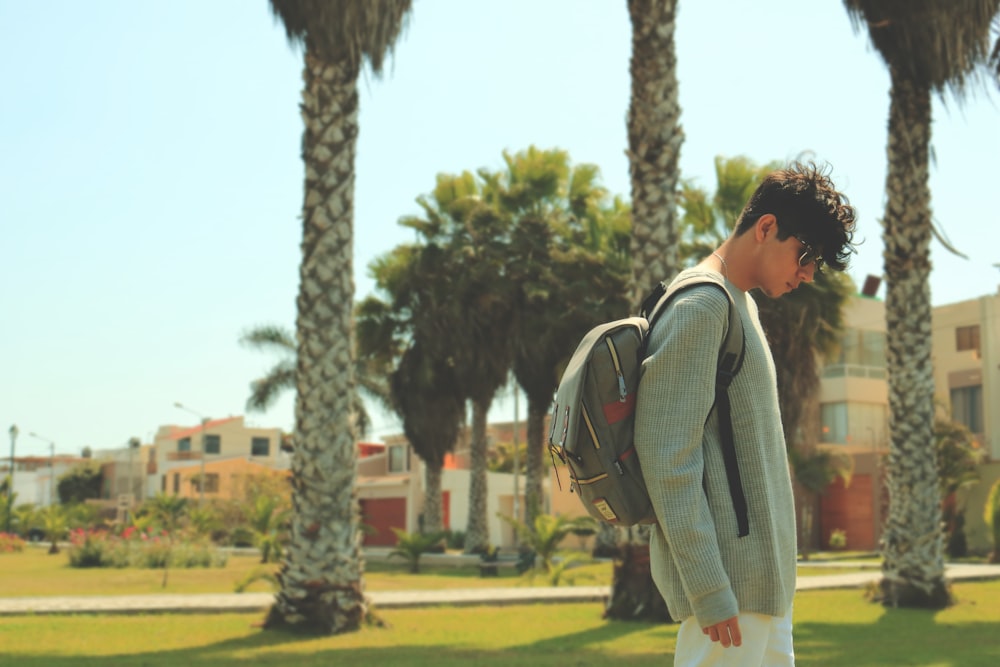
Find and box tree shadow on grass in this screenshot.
[4,609,673,667]
[794,604,1000,666]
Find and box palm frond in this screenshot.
[269,0,413,75]
[239,325,296,352]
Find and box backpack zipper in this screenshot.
[581,405,601,450]
[605,337,627,403]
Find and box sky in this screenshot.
[2,0,999,458]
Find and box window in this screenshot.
[172,473,179,493]
[820,402,886,445]
[388,444,410,473]
[203,434,221,455]
[190,473,220,493]
[956,325,980,353]
[822,328,886,378]
[177,437,191,452]
[251,437,270,457]
[204,473,219,493]
[951,385,983,434]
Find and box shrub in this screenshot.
[985,479,1000,564]
[828,528,848,550]
[389,529,448,573]
[68,529,113,567]
[0,532,25,553]
[67,527,226,569]
[445,529,465,550]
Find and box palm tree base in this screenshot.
[874,577,952,609]
[603,542,673,623]
[264,587,381,634]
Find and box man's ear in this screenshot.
[755,214,777,241]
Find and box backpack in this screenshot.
[547,273,750,536]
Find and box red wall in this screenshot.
[360,498,406,546]
[820,474,876,550]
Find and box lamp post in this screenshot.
[6,424,17,533]
[28,432,56,506]
[127,436,141,508]
[173,402,208,506]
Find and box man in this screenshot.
[634,161,857,666]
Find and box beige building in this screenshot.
[163,456,289,501]
[151,416,286,497]
[817,285,1000,554]
[360,431,529,549]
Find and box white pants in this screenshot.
[674,606,794,667]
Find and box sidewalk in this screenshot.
[2,563,998,616]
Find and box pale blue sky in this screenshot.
[2,0,998,457]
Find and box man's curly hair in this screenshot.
[735,161,858,271]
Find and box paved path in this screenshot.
[1,563,998,616]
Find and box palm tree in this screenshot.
[626,0,683,303]
[239,324,387,436]
[440,204,516,554]
[144,493,188,587]
[357,231,467,538]
[388,345,464,537]
[249,494,292,564]
[40,505,67,555]
[843,0,1000,608]
[265,0,412,633]
[491,148,631,527]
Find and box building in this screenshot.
[816,285,1000,554]
[1,455,80,507]
[150,416,286,497]
[357,430,530,549]
[162,456,290,502]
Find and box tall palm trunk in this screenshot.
[523,400,547,525]
[266,50,367,632]
[423,463,444,535]
[464,400,490,553]
[627,0,683,302]
[613,0,682,622]
[879,73,949,608]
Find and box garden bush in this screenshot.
[0,531,26,553]
[67,527,227,569]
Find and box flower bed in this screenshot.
[0,532,26,553]
[68,527,227,569]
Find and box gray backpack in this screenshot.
[548,273,750,535]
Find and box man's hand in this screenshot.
[703,616,742,648]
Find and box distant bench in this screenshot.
[478,549,536,577]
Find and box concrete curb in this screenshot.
[2,564,998,616]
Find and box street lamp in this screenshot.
[6,424,17,533]
[127,436,141,506]
[28,432,56,506]
[174,402,208,506]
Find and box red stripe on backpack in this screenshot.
[602,393,635,425]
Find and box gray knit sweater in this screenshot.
[634,268,797,627]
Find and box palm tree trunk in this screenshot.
[464,399,490,553]
[613,0,681,620]
[524,399,547,526]
[423,462,444,536]
[626,0,683,302]
[266,50,368,633]
[878,73,950,608]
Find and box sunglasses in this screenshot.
[794,236,823,269]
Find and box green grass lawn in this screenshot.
[1,581,998,666]
[0,548,879,597]
[0,550,613,596]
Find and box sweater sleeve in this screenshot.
[634,285,739,626]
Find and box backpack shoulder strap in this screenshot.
[640,273,745,374]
